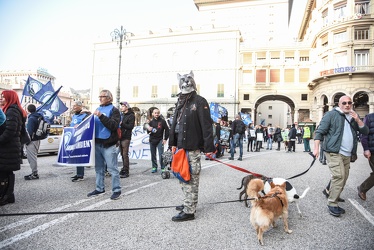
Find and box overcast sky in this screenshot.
[0,0,306,90]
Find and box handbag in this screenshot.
[171,148,191,183]
[20,123,31,145]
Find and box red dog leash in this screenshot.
[206,154,268,179]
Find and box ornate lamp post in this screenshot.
[110,26,131,108]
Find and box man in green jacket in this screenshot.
[313,96,368,217]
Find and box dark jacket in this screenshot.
[96,105,121,148]
[169,91,215,152]
[231,119,246,138]
[148,116,169,145]
[314,108,369,154]
[26,111,43,141]
[120,109,135,141]
[0,104,24,172]
[288,126,297,140]
[361,113,374,153]
[273,127,282,142]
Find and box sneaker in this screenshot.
[110,191,121,200]
[228,157,234,160]
[87,190,105,197]
[151,167,157,173]
[24,173,39,180]
[71,175,84,182]
[237,157,242,161]
[327,205,342,217]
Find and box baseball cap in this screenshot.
[120,101,130,108]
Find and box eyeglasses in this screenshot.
[341,101,352,105]
[98,96,107,98]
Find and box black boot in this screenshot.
[0,173,15,206]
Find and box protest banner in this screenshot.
[57,115,95,166]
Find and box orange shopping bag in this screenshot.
[171,149,191,183]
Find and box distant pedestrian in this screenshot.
[146,108,169,173]
[287,124,297,152]
[24,104,43,180]
[70,101,91,182]
[303,126,311,152]
[118,101,135,178]
[229,114,245,161]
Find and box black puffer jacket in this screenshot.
[0,104,24,171]
[120,109,135,140]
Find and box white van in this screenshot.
[38,125,64,155]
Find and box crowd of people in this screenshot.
[0,88,372,220]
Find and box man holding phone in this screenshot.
[313,96,368,217]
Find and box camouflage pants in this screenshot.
[180,150,201,214]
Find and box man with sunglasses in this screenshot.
[313,96,368,217]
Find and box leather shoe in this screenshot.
[172,211,195,222]
[357,186,366,201]
[237,157,242,161]
[228,157,234,160]
[327,205,341,217]
[176,205,184,211]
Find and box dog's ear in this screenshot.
[270,182,275,188]
[177,73,181,81]
[189,70,194,78]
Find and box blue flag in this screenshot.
[32,81,54,103]
[209,102,228,123]
[240,112,252,126]
[36,86,68,123]
[22,76,44,97]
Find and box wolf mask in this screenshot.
[177,71,197,94]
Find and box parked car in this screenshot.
[39,125,64,155]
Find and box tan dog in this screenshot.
[247,179,292,246]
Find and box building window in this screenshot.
[256,51,266,61]
[256,69,266,83]
[354,27,369,40]
[270,69,280,83]
[334,31,347,43]
[243,94,249,100]
[354,49,369,66]
[334,2,347,19]
[322,9,328,25]
[284,69,294,82]
[334,51,347,67]
[151,85,157,98]
[268,106,272,110]
[301,94,308,101]
[133,86,138,98]
[299,68,309,82]
[268,115,272,119]
[217,83,224,97]
[322,56,328,68]
[243,53,252,64]
[171,85,178,97]
[243,70,253,84]
[300,56,310,61]
[355,0,369,15]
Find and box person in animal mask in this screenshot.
[168,71,215,222]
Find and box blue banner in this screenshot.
[57,115,95,166]
[23,76,43,97]
[240,112,252,125]
[209,102,228,122]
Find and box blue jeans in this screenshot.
[94,144,121,193]
[231,133,243,158]
[150,140,164,169]
[266,137,273,150]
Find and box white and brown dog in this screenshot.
[247,179,292,246]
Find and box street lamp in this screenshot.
[111,26,132,108]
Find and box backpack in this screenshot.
[32,116,50,140]
[236,121,246,134]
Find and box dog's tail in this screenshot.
[294,186,310,200]
[237,176,245,190]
